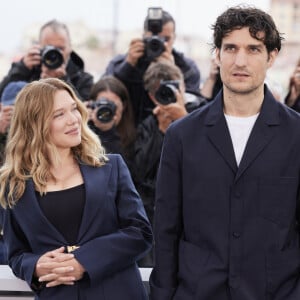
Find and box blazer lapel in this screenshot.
[16,180,67,244]
[205,94,238,173]
[77,162,112,242]
[235,89,280,182]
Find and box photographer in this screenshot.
[284,58,300,112]
[200,57,223,102]
[104,8,201,126]
[87,76,136,169]
[0,20,93,100]
[0,80,27,265]
[132,61,206,267]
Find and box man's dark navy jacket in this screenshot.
[150,87,300,300]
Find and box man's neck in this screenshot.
[223,88,264,117]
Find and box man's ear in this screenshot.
[267,49,278,69]
[215,48,221,67]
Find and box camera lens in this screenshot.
[41,46,64,69]
[144,36,165,60]
[94,99,117,123]
[149,38,163,52]
[96,106,114,123]
[155,82,178,105]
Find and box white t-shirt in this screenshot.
[224,113,259,166]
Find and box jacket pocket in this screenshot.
[258,177,298,227]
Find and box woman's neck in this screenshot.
[47,151,83,190]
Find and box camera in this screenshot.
[144,7,165,60]
[88,98,117,123]
[155,80,180,105]
[41,45,64,69]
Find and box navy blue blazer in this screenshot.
[150,87,300,300]
[3,154,152,300]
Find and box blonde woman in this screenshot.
[0,78,152,300]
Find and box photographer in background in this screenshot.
[284,58,300,112]
[200,57,223,102]
[87,76,136,170]
[0,80,27,265]
[0,81,27,165]
[104,7,201,126]
[0,19,93,100]
[132,61,206,267]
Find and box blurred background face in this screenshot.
[144,21,175,53]
[96,90,124,126]
[39,27,72,64]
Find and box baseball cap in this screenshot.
[1,81,27,106]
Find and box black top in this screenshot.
[36,184,85,244]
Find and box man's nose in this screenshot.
[234,49,248,67]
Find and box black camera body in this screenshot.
[88,98,117,123]
[41,46,64,69]
[155,80,180,105]
[144,7,165,60]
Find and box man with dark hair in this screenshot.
[0,20,93,100]
[104,8,200,126]
[149,6,300,300]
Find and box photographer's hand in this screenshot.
[126,38,145,66]
[0,105,13,134]
[153,106,172,134]
[200,58,220,99]
[158,89,187,121]
[23,44,42,70]
[286,66,300,106]
[155,40,175,64]
[84,101,94,121]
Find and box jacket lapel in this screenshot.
[205,88,280,181]
[77,162,112,242]
[16,180,67,244]
[205,93,238,173]
[235,89,280,182]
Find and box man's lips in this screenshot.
[233,72,250,77]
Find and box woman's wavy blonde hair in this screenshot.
[0,78,107,208]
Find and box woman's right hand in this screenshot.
[35,246,76,286]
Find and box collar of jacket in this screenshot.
[204,85,280,127]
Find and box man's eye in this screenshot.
[250,47,260,53]
[225,46,235,52]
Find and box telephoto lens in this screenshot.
[41,46,64,69]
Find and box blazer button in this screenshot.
[232,231,241,238]
[234,190,241,198]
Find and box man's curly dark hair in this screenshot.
[212,5,284,53]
